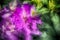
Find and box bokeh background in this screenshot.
[0,0,60,40]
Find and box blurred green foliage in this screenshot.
[1,0,60,40]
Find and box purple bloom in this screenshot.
[2,3,42,40]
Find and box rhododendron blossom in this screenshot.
[1,1,42,40]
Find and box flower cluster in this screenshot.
[1,3,42,40]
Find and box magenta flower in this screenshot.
[2,3,42,40]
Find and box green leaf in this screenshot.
[51,13,60,33]
[41,0,48,4]
[37,8,49,14]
